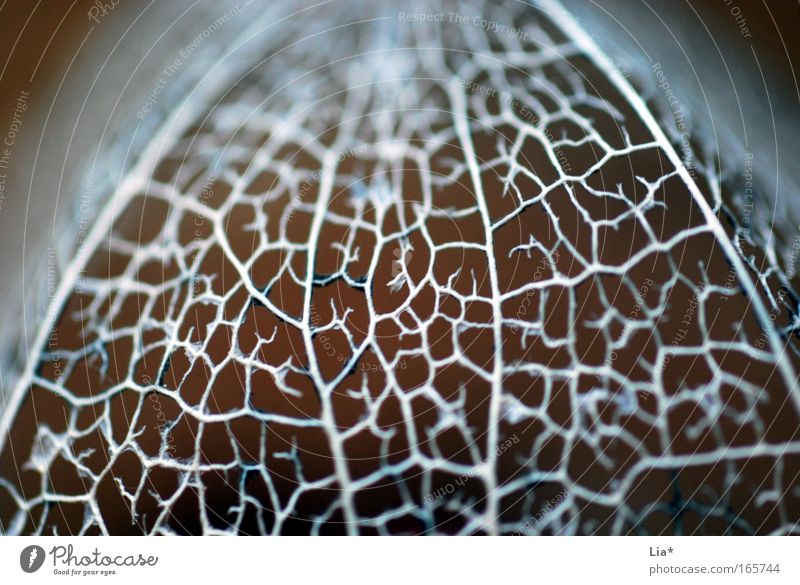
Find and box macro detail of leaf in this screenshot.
[1,0,799,535]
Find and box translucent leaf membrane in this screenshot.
[1,0,799,535]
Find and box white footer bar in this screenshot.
[1,536,796,584]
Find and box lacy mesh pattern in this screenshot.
[1,0,799,535]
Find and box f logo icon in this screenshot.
[19,545,45,573]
